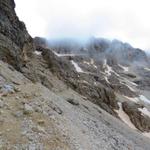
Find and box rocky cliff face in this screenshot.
[1,0,150,149]
[0,0,34,70]
[36,38,150,133]
[41,48,118,116]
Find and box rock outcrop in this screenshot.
[34,37,47,49]
[0,0,34,70]
[42,47,118,115]
[122,102,150,132]
[87,38,149,64]
[1,60,150,150]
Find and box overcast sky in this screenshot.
[15,0,150,50]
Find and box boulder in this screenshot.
[23,104,34,115]
[67,98,79,106]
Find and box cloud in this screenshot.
[15,0,150,50]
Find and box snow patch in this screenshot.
[83,61,90,65]
[90,59,97,69]
[34,51,42,55]
[71,60,83,73]
[139,95,150,104]
[143,132,150,138]
[82,80,89,84]
[115,102,137,129]
[104,76,110,84]
[120,79,136,92]
[125,95,150,104]
[103,59,112,76]
[126,79,138,86]
[124,84,135,92]
[54,52,76,57]
[144,67,150,71]
[118,64,129,72]
[94,82,97,85]
[99,71,105,75]
[138,107,150,118]
[93,65,97,69]
[106,65,112,76]
[83,60,97,69]
[103,59,120,77]
[120,77,138,87]
[90,59,94,65]
[124,96,139,103]
[53,51,85,57]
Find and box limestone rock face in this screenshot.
[122,102,150,132]
[87,38,149,64]
[0,0,34,69]
[42,47,118,115]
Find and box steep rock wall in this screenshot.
[0,0,34,69]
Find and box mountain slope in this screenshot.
[0,60,150,149]
[35,37,150,133]
[0,0,150,149]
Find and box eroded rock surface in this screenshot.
[122,102,150,132]
[0,0,34,69]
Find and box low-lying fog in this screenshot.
[15,0,150,52]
